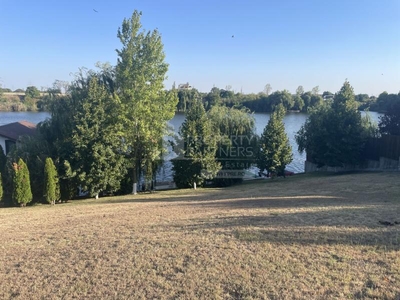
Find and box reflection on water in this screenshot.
[1,110,382,180]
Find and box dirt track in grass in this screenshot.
[1,172,399,299]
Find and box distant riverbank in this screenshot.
[0,93,43,112]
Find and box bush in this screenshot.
[25,86,40,98]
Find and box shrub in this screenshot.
[12,158,33,206]
[43,157,59,205]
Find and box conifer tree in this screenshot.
[296,81,369,167]
[70,75,127,198]
[44,157,58,205]
[257,104,293,177]
[12,158,32,206]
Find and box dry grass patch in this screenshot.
[1,172,399,299]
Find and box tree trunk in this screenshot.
[193,182,197,190]
[132,163,138,195]
[132,183,137,195]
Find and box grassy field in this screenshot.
[1,172,399,299]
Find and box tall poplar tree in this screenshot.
[116,10,177,194]
[257,104,293,177]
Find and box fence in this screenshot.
[305,135,400,172]
[362,135,400,161]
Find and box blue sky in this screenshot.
[0,0,399,95]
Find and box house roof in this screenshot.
[0,121,37,141]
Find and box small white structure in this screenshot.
[178,82,192,90]
[0,121,37,155]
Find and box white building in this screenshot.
[178,82,192,90]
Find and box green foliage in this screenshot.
[25,86,40,98]
[116,10,178,193]
[296,86,304,96]
[59,161,76,201]
[12,158,32,206]
[44,157,59,204]
[38,91,78,199]
[172,99,221,188]
[257,104,293,176]
[296,81,373,168]
[38,11,177,197]
[41,71,129,198]
[374,91,400,113]
[177,88,201,112]
[204,87,222,110]
[37,85,64,111]
[208,106,257,186]
[69,75,127,197]
[268,90,294,111]
[7,135,51,201]
[292,95,304,111]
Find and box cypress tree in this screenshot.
[257,104,293,177]
[44,157,58,205]
[12,158,33,206]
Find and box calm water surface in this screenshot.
[0,111,381,178]
[0,111,50,126]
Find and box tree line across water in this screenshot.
[1,78,399,115]
[0,10,399,207]
[175,86,400,114]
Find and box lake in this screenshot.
[0,110,381,179]
[0,111,51,126]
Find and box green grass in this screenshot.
[0,172,399,299]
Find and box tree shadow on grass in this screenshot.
[233,227,400,248]
[178,193,394,211]
[171,206,400,248]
